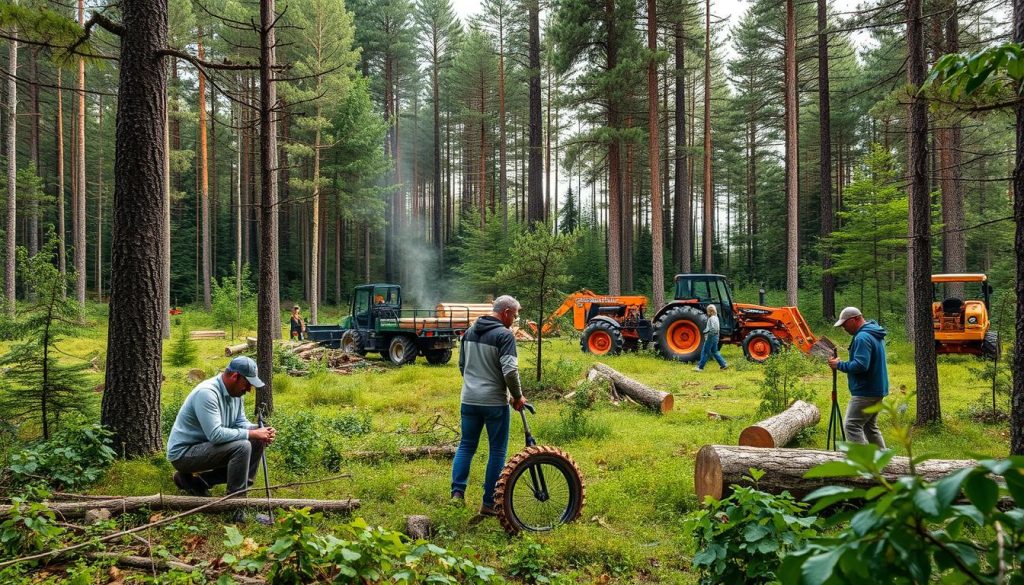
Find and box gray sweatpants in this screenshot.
[844,396,886,448]
[171,439,264,494]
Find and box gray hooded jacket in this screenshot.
[459,315,522,406]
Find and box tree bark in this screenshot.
[673,12,690,274]
[606,0,621,295]
[738,400,820,448]
[695,445,979,502]
[75,0,87,307]
[28,49,39,260]
[57,69,67,290]
[648,0,665,307]
[96,96,104,299]
[817,0,836,321]
[4,21,16,315]
[784,0,799,306]
[938,1,965,294]
[256,0,281,414]
[1010,0,1024,455]
[101,0,168,457]
[311,104,321,325]
[589,363,674,414]
[702,0,713,273]
[527,0,544,226]
[907,0,942,425]
[198,28,212,310]
[163,73,171,339]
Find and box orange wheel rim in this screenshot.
[749,339,772,360]
[588,330,613,354]
[667,321,701,353]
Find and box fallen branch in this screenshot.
[86,552,265,584]
[589,363,673,413]
[1,494,361,519]
[344,445,457,461]
[0,474,352,570]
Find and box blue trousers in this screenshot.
[698,333,727,369]
[451,403,510,507]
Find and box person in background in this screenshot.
[695,304,727,371]
[828,307,889,448]
[290,305,306,341]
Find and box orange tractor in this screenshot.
[931,273,1000,359]
[533,276,834,362]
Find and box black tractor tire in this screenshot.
[742,329,782,363]
[652,306,708,362]
[580,320,624,356]
[387,335,418,366]
[982,331,1001,361]
[424,348,453,365]
[340,329,367,356]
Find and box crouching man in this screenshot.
[167,356,276,499]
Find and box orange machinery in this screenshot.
[931,273,1000,359]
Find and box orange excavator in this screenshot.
[527,291,652,353]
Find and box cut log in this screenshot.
[738,400,820,448]
[246,336,258,348]
[436,302,492,319]
[344,445,457,461]
[589,363,673,413]
[189,330,226,340]
[405,515,432,539]
[0,494,361,519]
[694,444,978,502]
[86,553,265,585]
[225,342,249,357]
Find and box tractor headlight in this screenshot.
[968,317,978,325]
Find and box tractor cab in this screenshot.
[930,274,998,359]
[672,274,736,335]
[352,284,402,330]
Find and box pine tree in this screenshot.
[559,187,579,234]
[166,324,199,367]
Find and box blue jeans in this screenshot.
[451,403,510,507]
[698,334,727,369]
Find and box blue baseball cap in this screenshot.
[226,356,265,388]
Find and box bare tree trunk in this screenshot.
[101,0,168,456]
[75,0,87,307]
[702,0,713,273]
[939,1,965,296]
[29,49,40,260]
[163,86,171,339]
[96,96,104,300]
[1009,0,1024,455]
[673,11,690,274]
[198,28,212,310]
[256,0,281,414]
[4,22,17,315]
[907,0,941,425]
[310,103,321,325]
[784,0,799,306]
[818,0,835,321]
[57,69,67,291]
[527,0,544,226]
[497,15,508,231]
[648,2,665,306]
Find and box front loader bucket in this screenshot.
[808,336,838,361]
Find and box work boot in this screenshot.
[450,491,465,506]
[173,472,211,497]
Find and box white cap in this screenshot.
[834,307,863,327]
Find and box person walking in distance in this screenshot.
[828,307,889,448]
[289,305,306,341]
[450,295,528,520]
[694,305,727,371]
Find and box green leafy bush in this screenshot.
[271,412,325,473]
[222,510,503,584]
[7,423,116,490]
[210,262,258,332]
[166,325,198,368]
[757,350,815,417]
[0,490,66,559]
[685,468,820,584]
[505,537,566,584]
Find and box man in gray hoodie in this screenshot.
[450,295,528,517]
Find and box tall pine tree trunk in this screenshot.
[310,102,321,325]
[198,30,212,309]
[75,0,87,306]
[818,0,835,321]
[101,0,168,456]
[606,0,622,294]
[163,82,171,339]
[1008,0,1024,455]
[497,17,508,231]
[648,0,665,307]
[907,0,941,425]
[57,69,67,291]
[784,0,799,306]
[4,21,16,315]
[96,97,104,300]
[29,49,40,260]
[527,0,544,226]
[257,0,281,413]
[673,12,690,273]
[939,1,965,296]
[702,0,712,272]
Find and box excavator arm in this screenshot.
[527,290,598,337]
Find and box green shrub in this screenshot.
[505,537,565,584]
[522,356,584,397]
[685,468,820,585]
[221,510,503,584]
[536,384,610,444]
[0,490,66,559]
[756,350,815,416]
[210,262,258,333]
[166,325,198,368]
[271,412,325,473]
[7,423,116,490]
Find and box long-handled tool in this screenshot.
[826,348,846,450]
[256,403,274,522]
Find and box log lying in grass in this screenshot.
[189,330,226,340]
[225,342,249,357]
[738,400,820,448]
[694,444,977,502]
[344,445,457,461]
[0,494,361,519]
[86,553,265,585]
[589,363,673,413]
[246,336,258,348]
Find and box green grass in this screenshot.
[0,302,1014,583]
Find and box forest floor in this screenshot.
[11,303,1015,583]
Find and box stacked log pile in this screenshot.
[189,330,225,340]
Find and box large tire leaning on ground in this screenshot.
[580,320,624,356]
[653,306,707,362]
[494,445,585,535]
[982,331,1001,361]
[340,330,367,356]
[424,348,453,365]
[387,335,418,366]
[742,329,782,363]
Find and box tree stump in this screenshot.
[589,363,673,413]
[406,515,432,539]
[738,400,820,448]
[694,444,978,502]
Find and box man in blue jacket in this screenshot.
[167,356,276,498]
[828,307,888,448]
